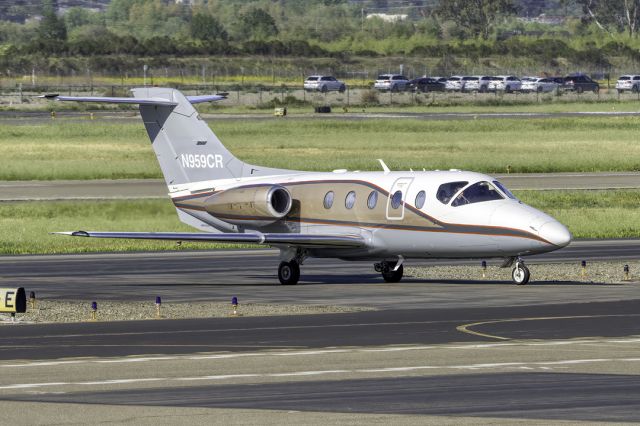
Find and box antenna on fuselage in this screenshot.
[378,159,390,175]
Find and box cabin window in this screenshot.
[345,191,356,209]
[492,180,518,200]
[323,191,334,209]
[415,190,426,209]
[452,181,504,207]
[436,181,468,204]
[367,191,378,209]
[391,190,403,209]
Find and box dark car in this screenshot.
[563,74,599,93]
[408,77,446,93]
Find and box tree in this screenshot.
[239,8,278,40]
[191,13,228,41]
[436,0,517,39]
[38,0,66,42]
[579,0,640,37]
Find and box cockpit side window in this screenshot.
[436,181,468,204]
[492,180,518,200]
[452,181,504,207]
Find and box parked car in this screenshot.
[488,75,522,93]
[303,75,346,93]
[563,74,599,93]
[616,75,640,93]
[408,77,446,93]
[463,76,494,93]
[445,76,464,92]
[520,77,559,93]
[374,74,410,92]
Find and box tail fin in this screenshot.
[132,87,244,186]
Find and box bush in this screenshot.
[360,89,379,106]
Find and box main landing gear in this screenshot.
[374,259,404,283]
[511,258,530,285]
[278,248,306,285]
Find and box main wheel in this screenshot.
[512,264,530,285]
[339,84,346,93]
[382,264,403,283]
[576,86,584,94]
[278,260,300,285]
[321,85,328,93]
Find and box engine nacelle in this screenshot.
[204,185,292,226]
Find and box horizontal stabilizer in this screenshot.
[41,92,226,106]
[53,231,366,248]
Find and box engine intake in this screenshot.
[204,185,293,225]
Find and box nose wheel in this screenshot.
[512,260,530,285]
[374,261,404,283]
[278,260,300,285]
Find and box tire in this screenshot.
[537,86,543,93]
[512,264,530,285]
[633,85,639,94]
[505,86,512,93]
[382,264,403,283]
[576,86,584,94]
[320,85,328,93]
[278,261,300,285]
[479,85,487,93]
[339,84,346,93]
[391,85,399,93]
[618,89,624,94]
[593,86,599,94]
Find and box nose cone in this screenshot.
[539,220,572,248]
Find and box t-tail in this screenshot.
[44,88,292,232]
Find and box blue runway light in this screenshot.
[91,301,97,311]
[232,296,238,306]
[581,260,587,268]
[481,261,487,269]
[156,296,161,305]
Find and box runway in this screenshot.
[1,172,639,201]
[0,300,639,423]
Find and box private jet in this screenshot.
[47,88,571,285]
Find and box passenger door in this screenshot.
[386,177,413,220]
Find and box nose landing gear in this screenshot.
[511,258,530,285]
[374,259,404,283]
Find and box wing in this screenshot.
[53,231,366,248]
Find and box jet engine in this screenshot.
[204,185,293,226]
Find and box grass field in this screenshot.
[1,190,637,255]
[0,116,639,180]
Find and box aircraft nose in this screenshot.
[539,220,572,248]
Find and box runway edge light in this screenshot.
[581,260,587,280]
[624,264,630,281]
[90,301,97,321]
[231,296,238,317]
[0,287,26,315]
[156,296,161,319]
[29,291,36,310]
[481,261,487,279]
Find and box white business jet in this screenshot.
[47,88,571,285]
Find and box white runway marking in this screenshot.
[1,357,640,390]
[2,337,639,369]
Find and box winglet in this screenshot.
[378,159,390,175]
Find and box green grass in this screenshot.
[2,190,638,255]
[1,116,639,180]
[0,199,253,255]
[515,190,640,239]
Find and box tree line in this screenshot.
[2,0,640,74]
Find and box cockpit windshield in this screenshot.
[451,181,504,207]
[492,180,518,200]
[436,181,468,204]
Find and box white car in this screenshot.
[445,76,464,92]
[488,75,522,93]
[304,76,346,93]
[463,76,494,93]
[374,74,410,92]
[615,75,640,93]
[520,77,559,93]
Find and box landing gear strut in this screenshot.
[511,258,530,285]
[374,260,404,283]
